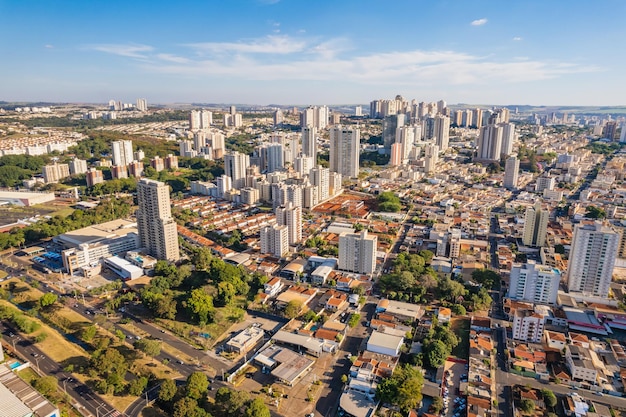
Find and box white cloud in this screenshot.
[89,43,154,59]
[156,53,190,64]
[185,35,307,55]
[513,37,523,41]
[471,18,488,26]
[44,44,54,49]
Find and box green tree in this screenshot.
[348,313,361,328]
[431,396,444,413]
[186,371,209,400]
[34,376,58,396]
[134,338,162,362]
[425,340,448,368]
[81,325,97,342]
[519,398,535,414]
[173,397,199,417]
[284,300,303,319]
[39,292,58,308]
[243,398,270,417]
[186,288,215,324]
[158,378,177,402]
[128,376,149,396]
[585,205,606,219]
[541,389,557,408]
[216,281,236,306]
[215,387,250,417]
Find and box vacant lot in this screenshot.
[450,316,471,360]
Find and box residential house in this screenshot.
[264,277,283,297]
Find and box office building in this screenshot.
[338,231,377,274]
[111,140,133,167]
[42,163,70,183]
[329,125,360,178]
[503,156,520,189]
[224,151,250,188]
[508,261,561,304]
[69,158,88,175]
[302,127,317,160]
[86,168,103,187]
[567,222,619,298]
[136,179,179,262]
[522,201,549,247]
[260,224,289,258]
[276,203,302,246]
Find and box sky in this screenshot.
[1,0,625,106]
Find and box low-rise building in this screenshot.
[264,277,283,297]
[0,363,60,417]
[565,345,598,384]
[366,330,404,357]
[225,325,265,354]
[512,308,545,343]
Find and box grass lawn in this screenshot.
[450,316,471,360]
[0,270,7,280]
[17,367,40,384]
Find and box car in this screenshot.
[135,336,141,340]
[31,353,39,357]
[595,392,604,396]
[177,360,184,365]
[160,329,165,333]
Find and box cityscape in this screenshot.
[2,2,626,417]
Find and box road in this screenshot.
[1,323,121,417]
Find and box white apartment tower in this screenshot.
[136,98,148,112]
[476,124,503,161]
[508,261,561,304]
[276,203,302,246]
[111,140,134,167]
[136,179,180,262]
[338,231,378,275]
[503,156,520,190]
[224,151,250,189]
[522,201,549,247]
[260,224,289,258]
[69,158,88,175]
[512,308,545,343]
[310,166,330,202]
[189,109,213,130]
[567,222,619,298]
[329,125,360,178]
[42,163,70,183]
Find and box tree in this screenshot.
[81,325,97,342]
[519,398,535,414]
[431,396,444,413]
[471,269,500,290]
[186,371,209,400]
[34,376,58,396]
[425,340,448,368]
[585,205,606,219]
[128,376,148,396]
[186,288,215,325]
[375,365,423,412]
[284,300,303,319]
[541,389,557,408]
[134,338,162,361]
[39,293,58,308]
[216,281,236,306]
[451,304,466,315]
[377,191,402,212]
[243,398,270,417]
[173,397,199,417]
[215,387,250,417]
[348,313,361,328]
[158,379,177,402]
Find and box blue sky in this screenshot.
[1,0,624,106]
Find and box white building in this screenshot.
[567,222,619,298]
[260,224,289,258]
[508,261,561,304]
[366,330,403,356]
[338,231,377,275]
[111,140,133,167]
[69,158,88,175]
[512,308,545,343]
[224,151,250,189]
[136,179,179,262]
[42,163,70,183]
[302,126,317,160]
[275,203,302,246]
[503,156,519,190]
[565,345,598,384]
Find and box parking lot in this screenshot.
[442,360,468,417]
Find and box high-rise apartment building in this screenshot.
[136,98,148,112]
[224,151,250,189]
[136,179,179,262]
[424,144,439,173]
[522,201,549,247]
[111,140,133,167]
[69,158,88,175]
[338,231,377,274]
[508,261,561,304]
[329,125,360,178]
[189,109,213,130]
[512,308,545,343]
[300,105,329,130]
[260,224,289,258]
[310,166,330,202]
[302,127,317,160]
[503,156,520,189]
[567,222,619,298]
[275,203,302,246]
[86,168,104,187]
[382,114,406,149]
[476,124,503,161]
[42,163,70,183]
[128,161,144,178]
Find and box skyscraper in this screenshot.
[503,156,520,190]
[508,261,561,304]
[136,98,148,112]
[310,166,330,202]
[522,201,549,247]
[567,222,619,298]
[329,125,360,178]
[382,114,406,149]
[189,109,212,130]
[338,231,378,274]
[136,179,180,262]
[476,125,503,161]
[224,151,250,189]
[111,140,133,167]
